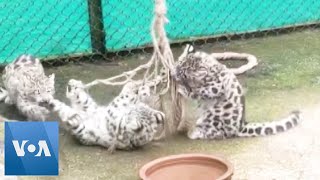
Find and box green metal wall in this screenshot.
[0,0,91,63]
[104,0,320,50]
[0,0,320,63]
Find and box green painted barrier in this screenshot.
[0,0,319,64]
[103,0,320,50]
[0,0,91,63]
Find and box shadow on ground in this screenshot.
[1,29,320,179]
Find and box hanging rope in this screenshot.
[84,0,258,136]
[85,0,175,90]
[84,0,180,136]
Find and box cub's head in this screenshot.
[29,73,55,102]
[173,45,219,89]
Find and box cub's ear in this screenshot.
[48,73,55,84]
[178,44,195,62]
[186,44,195,53]
[49,73,55,80]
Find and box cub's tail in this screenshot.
[238,110,301,137]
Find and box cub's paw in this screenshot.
[38,99,55,110]
[187,129,203,140]
[212,131,225,140]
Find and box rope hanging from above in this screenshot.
[84,0,181,135]
[85,0,175,92]
[83,0,259,135]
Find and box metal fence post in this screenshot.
[87,0,106,54]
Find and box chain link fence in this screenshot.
[0,0,320,66]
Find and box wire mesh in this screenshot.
[0,0,320,66]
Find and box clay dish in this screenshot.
[139,153,234,180]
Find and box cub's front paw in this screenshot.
[187,129,203,140]
[38,99,55,110]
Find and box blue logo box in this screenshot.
[5,122,59,176]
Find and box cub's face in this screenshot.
[173,45,212,91]
[29,73,55,102]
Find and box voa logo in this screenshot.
[5,122,59,176]
[12,140,51,157]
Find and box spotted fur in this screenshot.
[39,79,164,151]
[173,45,302,140]
[0,55,55,120]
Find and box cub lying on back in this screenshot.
[0,55,55,120]
[39,79,164,151]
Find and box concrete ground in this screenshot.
[231,104,320,180]
[1,29,320,179]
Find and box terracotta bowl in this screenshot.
[139,154,233,180]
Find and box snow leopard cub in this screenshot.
[0,55,55,120]
[39,79,164,151]
[173,45,301,140]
